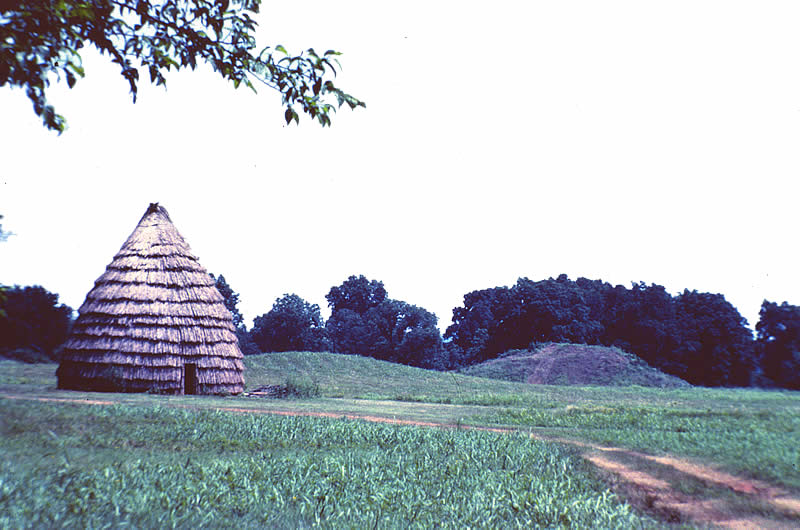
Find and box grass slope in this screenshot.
[244,351,562,406]
[458,343,689,388]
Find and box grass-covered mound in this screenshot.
[458,343,689,388]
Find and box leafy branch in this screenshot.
[0,0,365,132]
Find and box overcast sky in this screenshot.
[1,1,798,332]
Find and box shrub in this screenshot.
[284,375,320,398]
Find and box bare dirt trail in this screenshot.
[3,392,799,528]
[574,443,800,528]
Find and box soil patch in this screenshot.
[571,440,800,526]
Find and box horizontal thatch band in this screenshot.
[70,323,236,343]
[84,283,224,304]
[108,255,205,271]
[76,314,236,330]
[59,363,244,379]
[78,301,232,318]
[97,269,216,287]
[63,337,242,357]
[113,245,198,258]
[58,354,244,370]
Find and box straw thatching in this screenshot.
[57,203,244,395]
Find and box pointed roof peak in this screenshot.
[120,203,193,257]
[142,202,172,223]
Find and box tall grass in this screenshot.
[0,399,654,528]
[484,403,800,491]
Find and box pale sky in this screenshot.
[1,1,798,332]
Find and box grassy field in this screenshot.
[244,352,800,492]
[0,399,652,528]
[2,353,799,526]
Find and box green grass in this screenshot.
[0,399,654,529]
[0,359,56,387]
[249,353,800,494]
[3,354,800,502]
[243,352,797,408]
[481,399,800,491]
[457,344,689,388]
[245,352,576,407]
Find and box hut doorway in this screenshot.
[184,363,198,395]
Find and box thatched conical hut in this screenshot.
[57,203,244,395]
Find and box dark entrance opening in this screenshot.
[184,363,198,395]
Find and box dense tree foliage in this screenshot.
[672,290,754,386]
[326,275,388,314]
[210,273,244,328]
[251,293,329,353]
[1,0,364,132]
[757,301,800,389]
[447,276,606,366]
[0,285,74,362]
[446,275,760,387]
[209,273,259,354]
[326,275,446,369]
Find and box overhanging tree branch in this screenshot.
[1,0,365,132]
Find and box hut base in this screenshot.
[56,365,243,395]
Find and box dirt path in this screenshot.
[3,393,799,527]
[574,443,800,528]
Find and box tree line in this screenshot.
[1,274,799,389]
[212,273,800,388]
[444,276,760,387]
[220,275,447,370]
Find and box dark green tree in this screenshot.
[0,285,74,362]
[445,276,603,366]
[326,275,387,314]
[507,275,603,347]
[757,301,800,389]
[234,327,260,355]
[251,293,328,353]
[600,282,681,373]
[383,301,445,369]
[445,286,514,365]
[326,276,445,368]
[673,290,755,386]
[210,273,243,328]
[326,308,381,356]
[1,0,364,132]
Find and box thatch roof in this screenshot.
[57,203,244,395]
